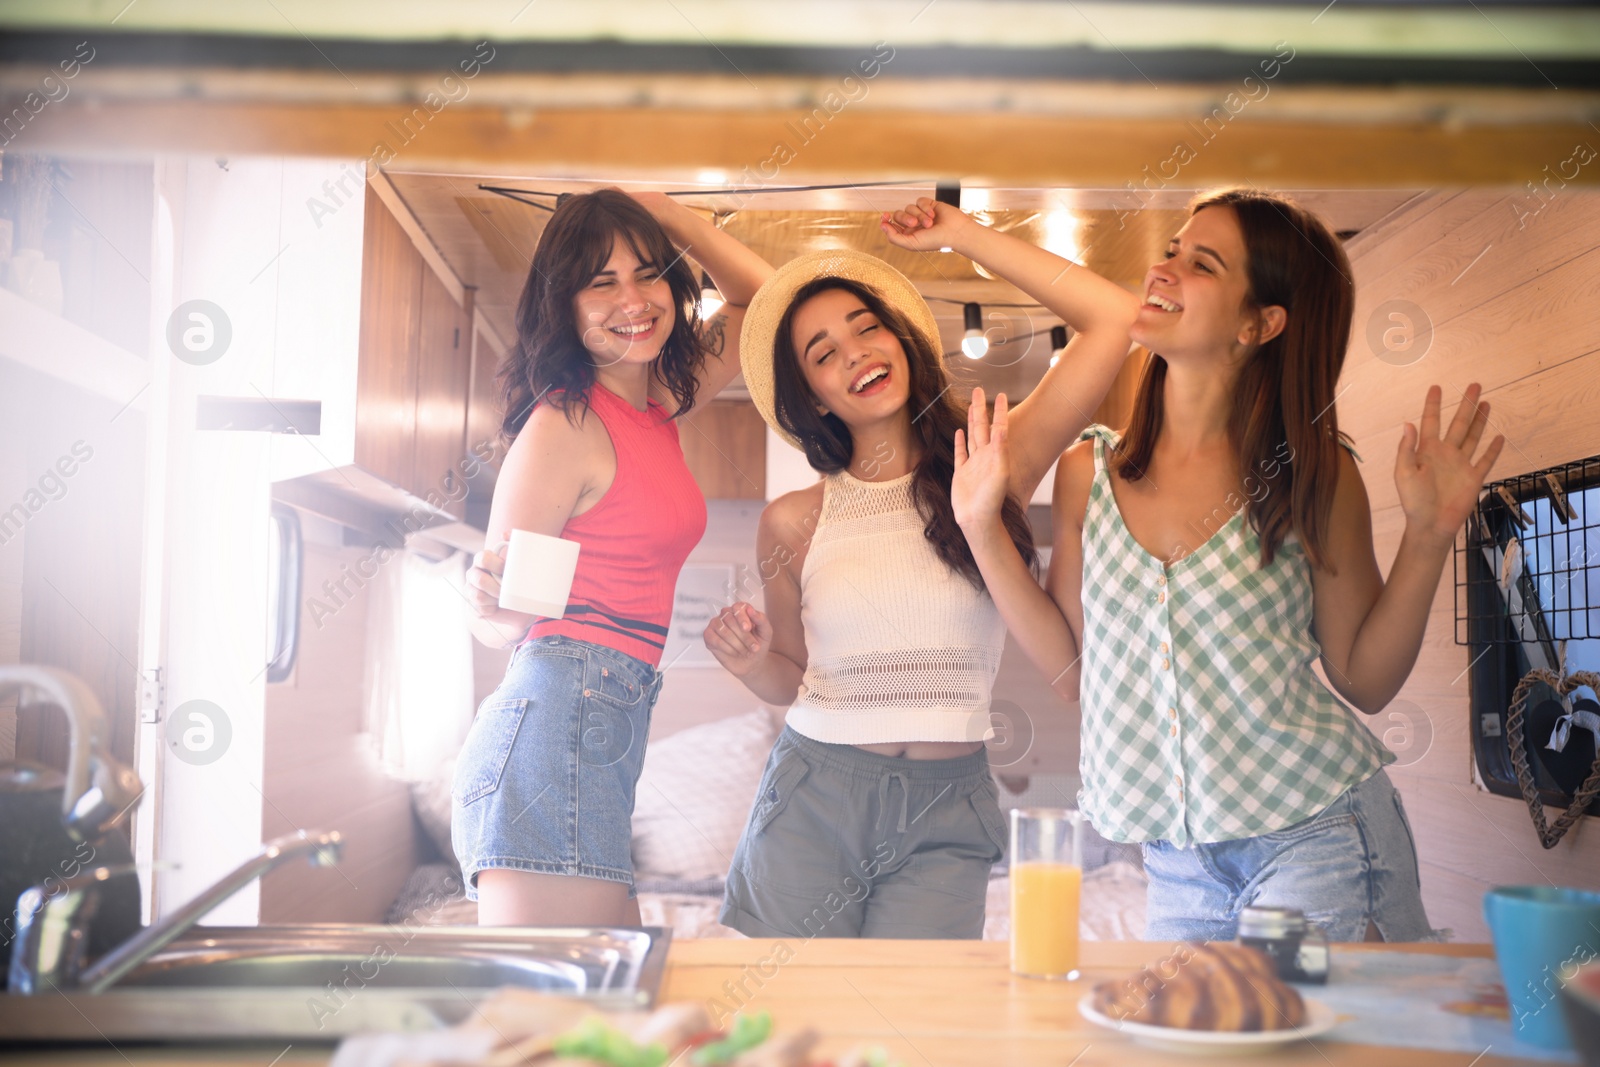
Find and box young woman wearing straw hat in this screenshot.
[943,189,1501,942]
[702,202,1139,938]
[457,190,772,927]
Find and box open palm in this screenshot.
[953,388,1013,530]
[1395,383,1505,544]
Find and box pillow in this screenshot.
[631,708,782,882]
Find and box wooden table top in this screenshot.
[660,939,1546,1067]
[0,940,1553,1067]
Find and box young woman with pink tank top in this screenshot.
[701,200,1140,938]
[456,190,772,927]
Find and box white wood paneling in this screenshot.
[1340,189,1600,943]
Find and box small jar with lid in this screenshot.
[1237,905,1329,984]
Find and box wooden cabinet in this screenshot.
[679,399,767,499]
[354,184,473,519]
[411,270,471,512]
[354,185,423,493]
[465,317,507,466]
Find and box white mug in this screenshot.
[498,530,580,618]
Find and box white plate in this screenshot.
[1078,994,1342,1057]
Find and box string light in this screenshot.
[699,272,724,318]
[1049,325,1068,368]
[961,303,988,360]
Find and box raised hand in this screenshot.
[952,388,1014,531]
[622,189,678,219]
[703,601,773,678]
[880,197,976,254]
[1395,383,1506,546]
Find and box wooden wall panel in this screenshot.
[1339,188,1600,943]
[354,184,423,491]
[679,400,767,500]
[411,271,471,514]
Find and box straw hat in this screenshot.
[739,249,943,449]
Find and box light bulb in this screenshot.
[962,302,988,360]
[699,271,724,318]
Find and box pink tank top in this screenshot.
[527,383,708,666]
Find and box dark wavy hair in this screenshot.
[500,189,705,437]
[1113,188,1355,570]
[771,277,1038,588]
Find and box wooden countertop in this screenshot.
[662,939,1545,1067]
[0,940,1551,1067]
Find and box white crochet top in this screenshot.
[786,469,1007,744]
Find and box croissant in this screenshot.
[1091,942,1307,1032]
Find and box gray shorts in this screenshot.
[720,726,1006,939]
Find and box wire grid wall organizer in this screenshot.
[1460,452,1600,821]
[1456,453,1600,651]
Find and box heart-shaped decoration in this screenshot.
[1505,669,1600,850]
[1529,696,1600,795]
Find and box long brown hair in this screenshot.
[500,189,705,437]
[1112,188,1354,570]
[771,276,1037,588]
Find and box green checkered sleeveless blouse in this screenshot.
[1076,425,1392,846]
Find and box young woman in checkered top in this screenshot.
[915,189,1504,942]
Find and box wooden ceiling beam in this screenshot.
[17,98,1600,188]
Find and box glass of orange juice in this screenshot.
[1009,807,1085,979]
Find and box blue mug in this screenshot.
[1484,886,1600,1050]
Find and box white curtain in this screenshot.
[365,549,475,781]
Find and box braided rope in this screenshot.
[1505,668,1600,850]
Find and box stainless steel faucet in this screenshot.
[9,829,343,994]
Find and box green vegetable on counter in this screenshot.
[551,1016,668,1067]
[690,1010,773,1065]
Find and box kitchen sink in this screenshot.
[120,949,589,991]
[0,924,671,1043]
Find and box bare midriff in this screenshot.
[850,739,987,759]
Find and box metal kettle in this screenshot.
[0,666,144,988]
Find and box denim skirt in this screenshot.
[452,634,662,899]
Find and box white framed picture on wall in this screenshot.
[662,563,738,669]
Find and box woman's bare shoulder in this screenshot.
[760,479,826,544]
[1051,438,1097,527]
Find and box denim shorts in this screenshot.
[451,634,662,900]
[1142,769,1443,942]
[721,726,1006,939]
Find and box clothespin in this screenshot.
[1544,474,1577,525]
[1496,486,1532,528]
[1500,536,1523,593]
[1468,507,1491,545]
